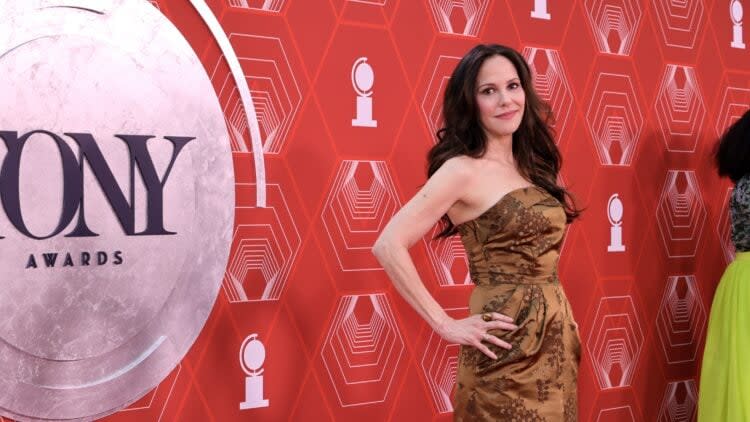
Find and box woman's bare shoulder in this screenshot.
[435,155,480,180]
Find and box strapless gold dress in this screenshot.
[453,186,580,421]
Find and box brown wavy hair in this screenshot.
[427,43,580,238]
[714,108,750,183]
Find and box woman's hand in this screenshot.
[436,312,518,360]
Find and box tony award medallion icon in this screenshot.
[731,0,746,49]
[240,334,270,410]
[351,57,377,128]
[607,194,626,252]
[531,0,551,20]
[0,1,234,419]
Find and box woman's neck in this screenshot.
[483,135,514,165]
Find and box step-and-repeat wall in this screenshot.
[2,0,749,421]
[111,0,750,420]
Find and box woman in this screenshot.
[372,44,581,420]
[698,109,750,421]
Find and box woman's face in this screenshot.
[474,55,525,140]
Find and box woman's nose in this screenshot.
[496,90,510,105]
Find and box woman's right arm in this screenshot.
[372,158,515,359]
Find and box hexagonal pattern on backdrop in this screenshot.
[85,1,748,421]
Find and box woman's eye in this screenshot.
[482,88,495,94]
[508,82,520,90]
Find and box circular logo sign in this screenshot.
[0,1,233,420]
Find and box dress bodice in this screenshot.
[457,186,566,286]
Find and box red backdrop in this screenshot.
[18,0,746,421]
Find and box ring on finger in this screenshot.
[482,312,493,322]
[482,332,491,341]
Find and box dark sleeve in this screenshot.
[731,176,750,252]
